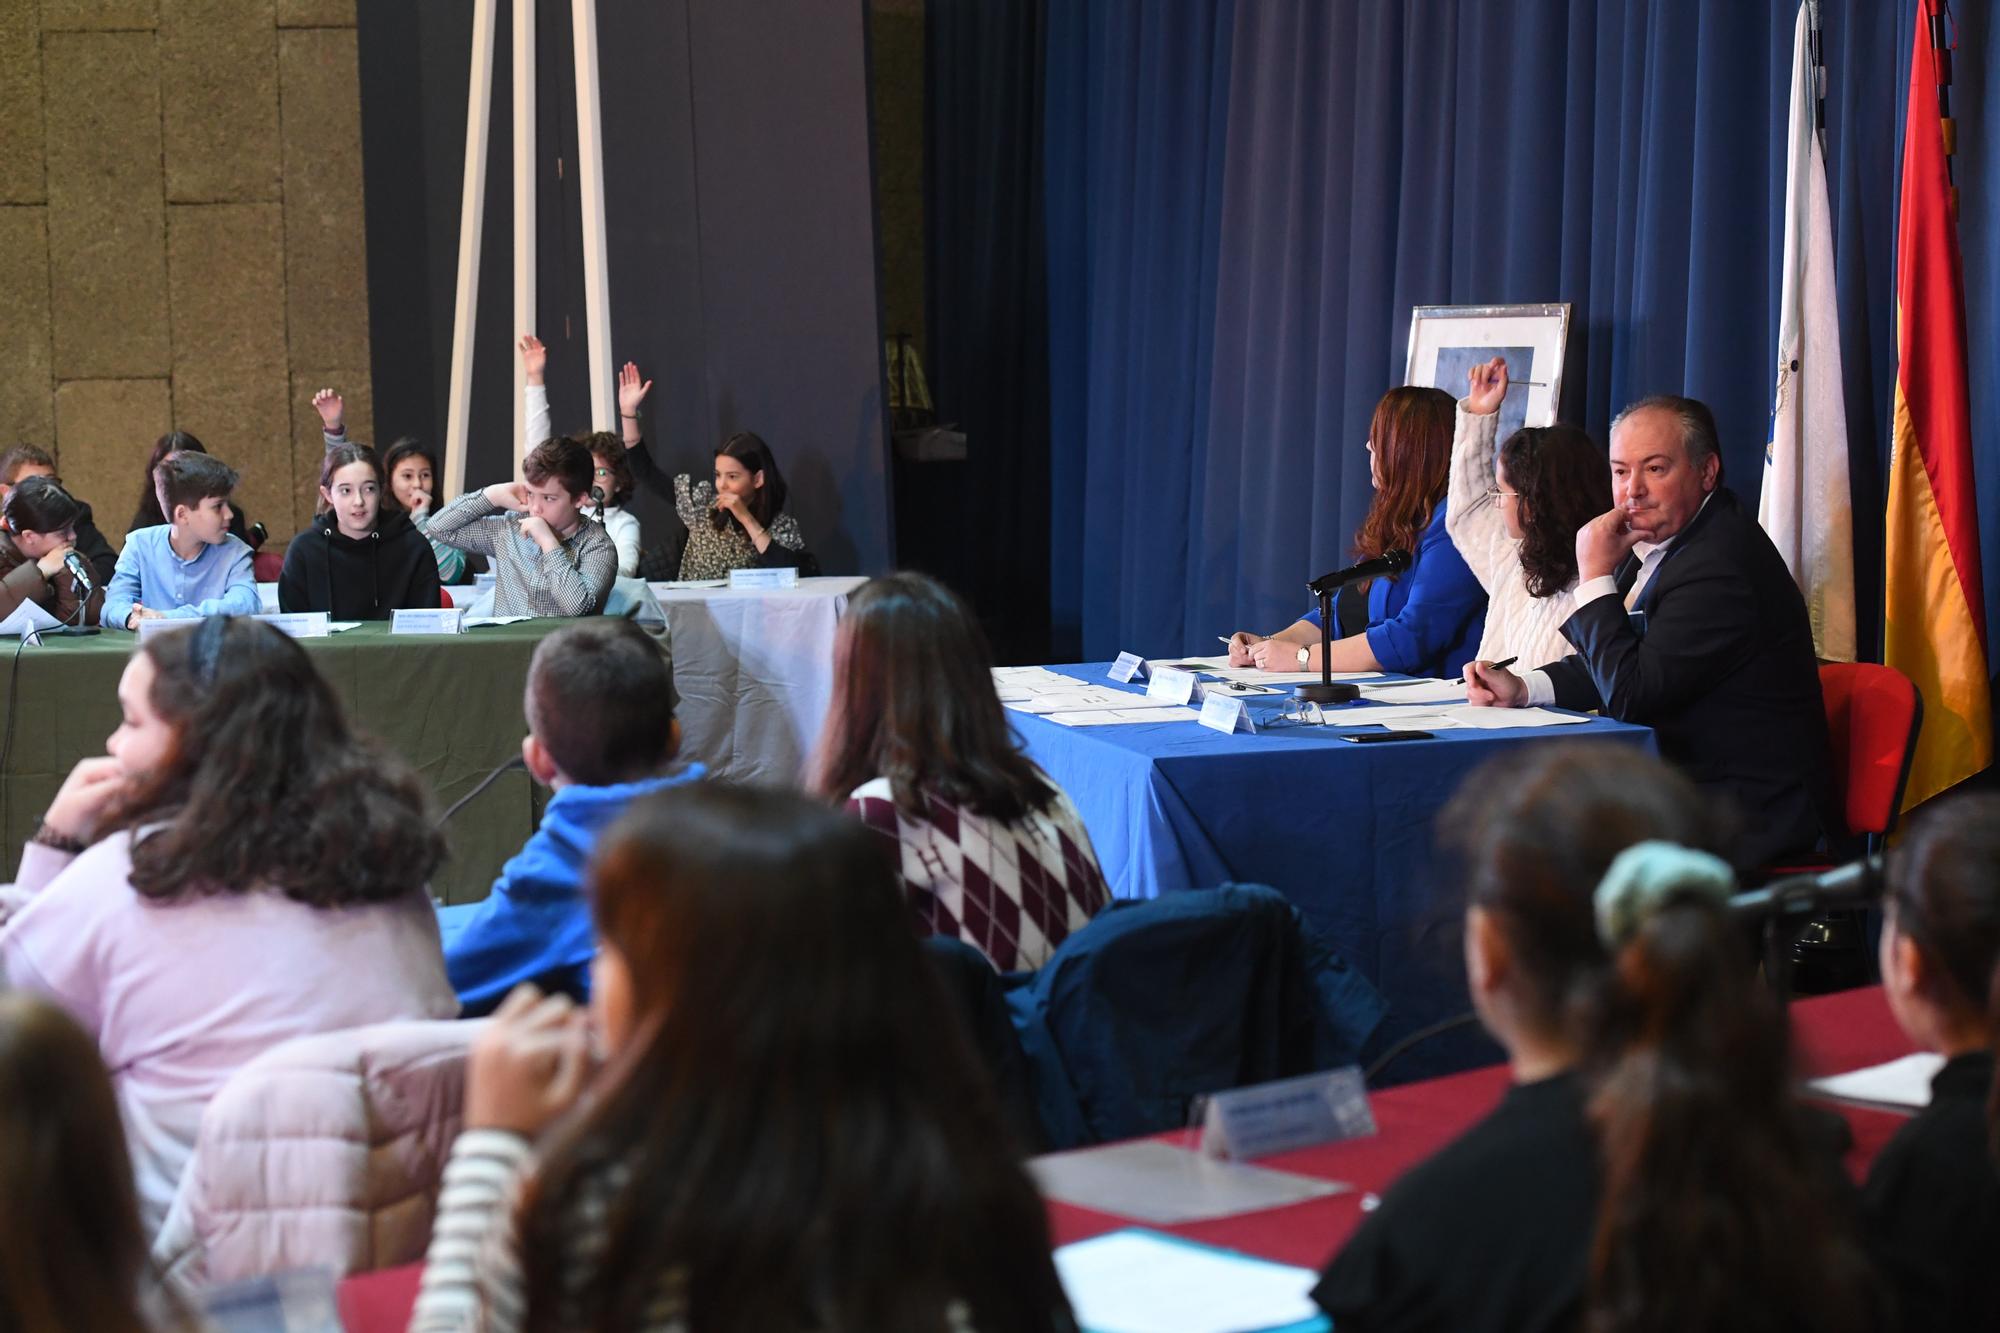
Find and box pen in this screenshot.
[1488,656,1519,671]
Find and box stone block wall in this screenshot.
[0,0,373,546]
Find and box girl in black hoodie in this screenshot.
[279,444,442,619]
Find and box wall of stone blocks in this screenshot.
[0,0,373,547]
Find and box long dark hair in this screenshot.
[380,437,443,512]
[519,785,1074,1333]
[0,994,154,1333]
[130,431,206,530]
[2,475,83,537]
[1887,793,2000,1162]
[707,431,788,533]
[1501,424,1609,597]
[1354,386,1453,564]
[812,572,1053,822]
[101,617,445,907]
[316,442,382,521]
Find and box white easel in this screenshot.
[443,0,615,495]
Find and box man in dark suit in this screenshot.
[1463,396,1831,869]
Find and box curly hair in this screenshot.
[102,616,445,908]
[578,431,635,507]
[1500,424,1610,598]
[1354,387,1454,564]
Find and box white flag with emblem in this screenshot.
[1760,0,1856,661]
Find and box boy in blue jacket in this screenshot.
[438,618,704,1014]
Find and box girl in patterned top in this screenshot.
[409,784,1075,1333]
[669,431,809,579]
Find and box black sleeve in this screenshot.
[407,536,442,611]
[1540,653,1602,712]
[751,544,820,575]
[71,509,118,586]
[277,540,311,612]
[624,436,675,503]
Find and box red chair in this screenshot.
[440,586,455,609]
[252,549,285,583]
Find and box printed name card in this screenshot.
[391,607,465,635]
[1146,666,1199,705]
[134,617,199,644]
[1199,1068,1376,1161]
[1107,651,1147,683]
[727,566,800,590]
[254,612,331,638]
[1198,690,1258,735]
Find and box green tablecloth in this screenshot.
[0,622,563,906]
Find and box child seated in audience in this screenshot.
[0,443,116,585]
[1313,744,1880,1333]
[437,619,704,1015]
[0,992,178,1332]
[0,616,458,1234]
[425,436,619,617]
[0,477,103,627]
[311,387,469,584]
[408,783,1074,1332]
[1867,793,2000,1331]
[516,339,647,577]
[125,430,254,548]
[103,452,258,630]
[278,443,443,618]
[813,572,1109,972]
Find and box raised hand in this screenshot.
[465,986,593,1138]
[617,362,652,416]
[1463,357,1509,416]
[518,334,548,386]
[1575,508,1644,582]
[311,387,345,432]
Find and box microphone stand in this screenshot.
[1295,583,1357,705]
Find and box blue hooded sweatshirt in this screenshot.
[437,765,706,1014]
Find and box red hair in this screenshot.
[1353,386,1454,562]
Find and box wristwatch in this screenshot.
[1296,645,1310,667]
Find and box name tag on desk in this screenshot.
[1146,666,1199,705]
[1199,1068,1376,1161]
[391,607,465,635]
[135,617,199,644]
[1108,651,1147,683]
[254,612,330,638]
[1198,691,1257,735]
[727,566,798,590]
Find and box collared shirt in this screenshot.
[425,493,618,618]
[103,526,259,628]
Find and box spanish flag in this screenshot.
[1886,0,1991,808]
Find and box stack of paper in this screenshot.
[1050,707,1204,727]
[1355,678,1468,705]
[1051,1229,1328,1333]
[0,599,62,641]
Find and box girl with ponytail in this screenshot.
[1868,793,2000,1330]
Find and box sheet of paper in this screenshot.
[1007,689,1187,715]
[1318,704,1461,728]
[328,621,365,633]
[1806,1053,1943,1110]
[0,599,62,639]
[1357,678,1468,705]
[1049,707,1203,727]
[1148,653,1235,671]
[1051,1228,1328,1333]
[1437,705,1590,729]
[1200,665,1379,685]
[1032,1140,1347,1224]
[463,615,534,628]
[654,578,728,589]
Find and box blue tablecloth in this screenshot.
[1011,664,1657,1080]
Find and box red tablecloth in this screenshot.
[337,986,1916,1331]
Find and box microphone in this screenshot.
[1309,548,1411,596]
[62,550,95,597]
[590,485,607,511]
[1729,853,1886,922]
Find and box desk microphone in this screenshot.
[1728,853,1885,922]
[1309,549,1411,596]
[62,550,95,597]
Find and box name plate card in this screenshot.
[727,566,800,590]
[1108,651,1147,683]
[1145,666,1199,705]
[1199,1068,1376,1161]
[255,612,331,638]
[135,617,199,644]
[391,607,465,635]
[1198,691,1258,735]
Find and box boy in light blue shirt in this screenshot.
[103,451,258,629]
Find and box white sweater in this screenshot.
[1443,403,1580,670]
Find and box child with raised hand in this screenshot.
[0,992,179,1332]
[311,386,468,584]
[437,618,704,1015]
[278,442,443,618]
[518,334,643,576]
[1867,793,2000,1330]
[0,476,104,627]
[103,451,258,630]
[0,616,458,1234]
[409,783,1075,1333]
[425,435,619,617]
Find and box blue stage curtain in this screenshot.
[1046,1,1918,661]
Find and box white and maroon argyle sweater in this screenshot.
[847,776,1111,972]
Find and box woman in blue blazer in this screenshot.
[1227,386,1487,679]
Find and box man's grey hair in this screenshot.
[1610,395,1724,484]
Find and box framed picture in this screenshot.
[1405,303,1572,441]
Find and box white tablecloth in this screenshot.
[649,576,865,787]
